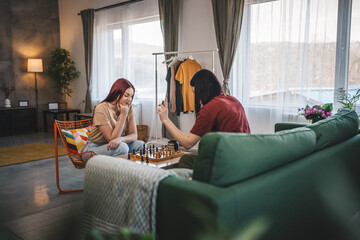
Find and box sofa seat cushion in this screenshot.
[193,128,316,187]
[306,109,359,150]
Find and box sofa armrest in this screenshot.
[274,122,308,132]
[156,176,237,240]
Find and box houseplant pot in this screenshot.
[47,48,80,110]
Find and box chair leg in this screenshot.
[54,122,83,194]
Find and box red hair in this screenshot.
[102,78,135,103]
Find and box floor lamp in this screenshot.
[27,59,43,131]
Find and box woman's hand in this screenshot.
[117,101,129,117]
[157,97,169,123]
[107,137,122,150]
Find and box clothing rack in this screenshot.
[152,49,218,140]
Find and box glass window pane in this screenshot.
[349,0,360,108]
[128,20,165,100]
[232,0,338,109]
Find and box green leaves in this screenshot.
[321,103,333,112]
[46,48,80,99]
[336,88,360,110]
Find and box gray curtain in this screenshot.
[158,0,180,139]
[158,0,180,61]
[212,0,245,94]
[80,9,94,113]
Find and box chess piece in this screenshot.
[127,153,130,160]
[141,154,144,162]
[174,142,179,152]
[146,156,149,163]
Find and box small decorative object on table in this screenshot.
[18,100,29,107]
[298,103,333,124]
[1,82,15,108]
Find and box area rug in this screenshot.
[0,142,67,167]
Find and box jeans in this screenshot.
[84,139,144,157]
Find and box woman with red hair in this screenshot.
[84,78,143,156]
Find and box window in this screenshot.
[92,0,164,104]
[230,0,343,133]
[349,0,360,108]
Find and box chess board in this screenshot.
[130,146,184,163]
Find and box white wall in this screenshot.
[177,0,222,133]
[58,0,221,132]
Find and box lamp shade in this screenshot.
[27,59,43,72]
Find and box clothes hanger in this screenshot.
[188,54,194,60]
[162,56,174,64]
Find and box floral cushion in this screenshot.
[62,126,92,154]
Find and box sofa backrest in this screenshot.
[193,128,316,187]
[306,109,359,150]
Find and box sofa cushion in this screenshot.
[193,128,316,187]
[306,109,359,150]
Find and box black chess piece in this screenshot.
[146,156,149,163]
[133,149,135,155]
[141,155,144,162]
[127,153,130,159]
[174,142,179,151]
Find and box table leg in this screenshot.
[43,112,47,132]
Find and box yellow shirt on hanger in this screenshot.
[175,58,202,112]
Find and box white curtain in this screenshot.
[230,0,338,133]
[92,0,165,140]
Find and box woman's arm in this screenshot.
[98,102,129,140]
[158,98,200,149]
[119,116,137,143]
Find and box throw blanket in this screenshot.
[83,155,177,235]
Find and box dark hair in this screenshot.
[190,69,222,114]
[102,78,135,104]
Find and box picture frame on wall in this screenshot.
[48,102,59,111]
[18,100,29,107]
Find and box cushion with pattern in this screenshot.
[62,126,92,154]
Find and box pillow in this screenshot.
[306,109,359,150]
[62,126,92,154]
[193,128,316,187]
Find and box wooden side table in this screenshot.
[43,109,80,132]
[74,112,93,121]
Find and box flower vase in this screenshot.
[4,98,11,108]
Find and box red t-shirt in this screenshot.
[190,93,250,137]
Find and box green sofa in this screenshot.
[156,109,360,240]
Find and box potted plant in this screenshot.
[336,88,360,110]
[0,82,15,108]
[47,48,80,110]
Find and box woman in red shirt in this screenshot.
[158,69,250,168]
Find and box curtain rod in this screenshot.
[77,0,143,16]
[152,49,218,56]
